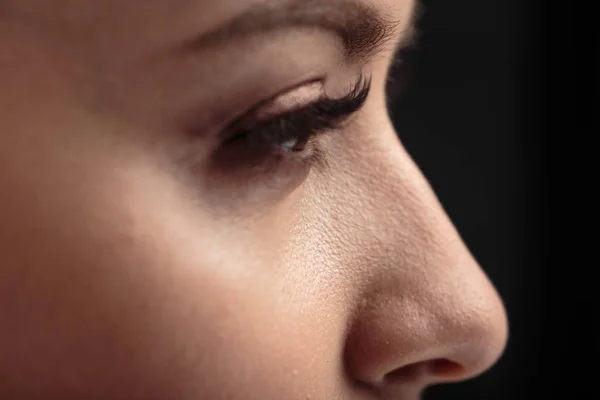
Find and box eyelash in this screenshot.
[222,74,371,168]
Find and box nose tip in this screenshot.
[344,267,508,393]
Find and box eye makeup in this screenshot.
[220,73,371,168]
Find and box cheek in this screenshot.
[0,154,345,399]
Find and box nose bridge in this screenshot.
[342,135,508,388]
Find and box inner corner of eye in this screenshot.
[254,80,325,120]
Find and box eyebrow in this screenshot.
[184,0,412,63]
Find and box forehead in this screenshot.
[3,0,414,71]
[4,0,411,34]
[1,0,233,65]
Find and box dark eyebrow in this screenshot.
[184,0,408,63]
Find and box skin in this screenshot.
[0,0,508,399]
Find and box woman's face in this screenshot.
[0,0,508,399]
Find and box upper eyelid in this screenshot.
[252,81,327,122]
[233,79,326,128]
[213,77,323,139]
[227,74,372,139]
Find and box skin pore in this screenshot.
[0,0,508,399]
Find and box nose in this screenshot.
[342,146,508,396]
[345,257,508,393]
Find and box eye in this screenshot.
[220,74,371,167]
[279,136,308,152]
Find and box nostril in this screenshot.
[384,362,425,383]
[384,359,465,385]
[428,359,465,379]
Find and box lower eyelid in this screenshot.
[213,131,321,170]
[205,144,315,198]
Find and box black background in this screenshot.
[387,0,549,398]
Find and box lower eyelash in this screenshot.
[305,141,331,172]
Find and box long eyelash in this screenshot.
[228,74,372,146]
